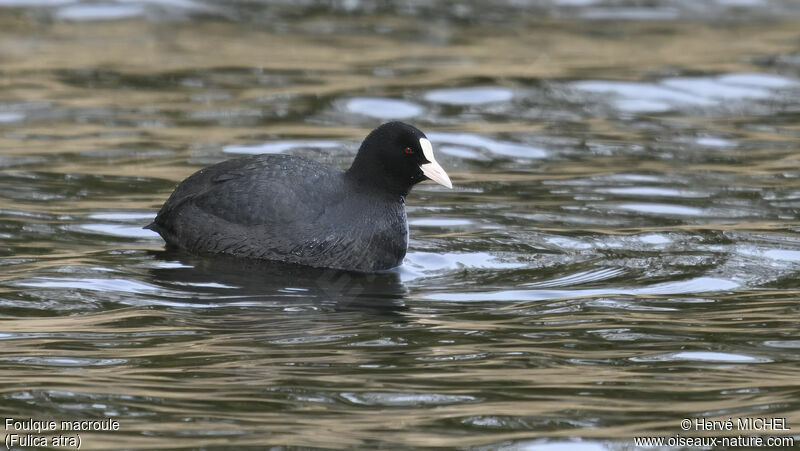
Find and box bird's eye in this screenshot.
[404,147,414,154]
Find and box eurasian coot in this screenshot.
[146,122,452,272]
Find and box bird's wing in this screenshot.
[154,155,355,256]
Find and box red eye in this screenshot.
[404,147,414,154]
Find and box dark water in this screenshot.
[2,1,800,449]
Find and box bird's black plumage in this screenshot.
[146,122,452,272]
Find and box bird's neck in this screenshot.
[346,157,411,198]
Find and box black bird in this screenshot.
[145,122,452,272]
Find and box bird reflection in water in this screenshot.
[146,250,409,316]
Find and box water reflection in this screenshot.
[344,97,424,119]
[571,72,799,114]
[424,87,514,105]
[426,276,740,302]
[55,3,146,21]
[146,251,409,315]
[631,351,770,363]
[223,140,340,155]
[427,132,548,159]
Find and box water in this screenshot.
[1,1,800,449]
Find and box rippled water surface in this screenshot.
[2,1,800,449]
